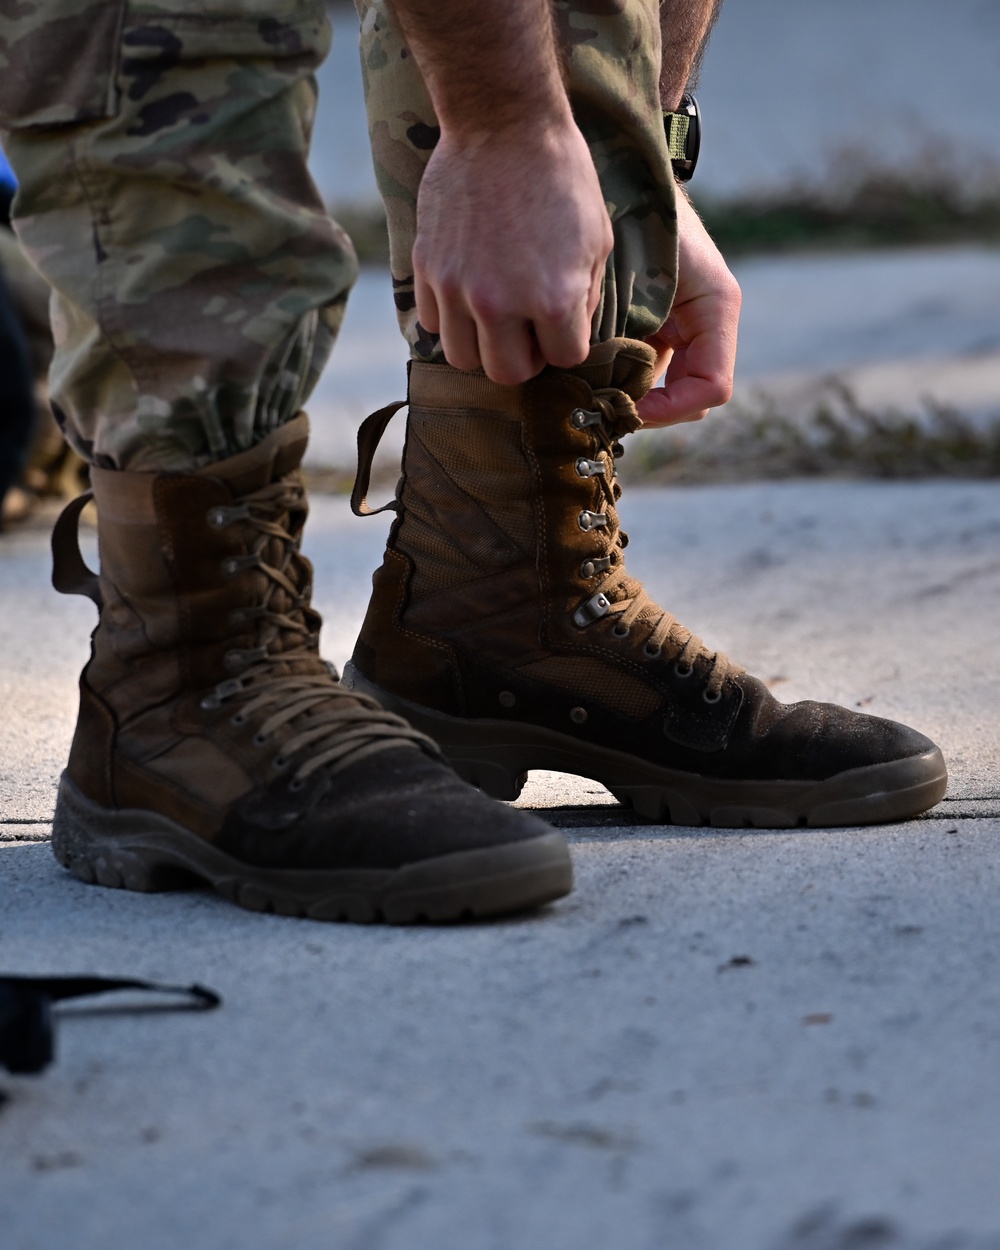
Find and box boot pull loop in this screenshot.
[351,399,406,517]
[51,491,103,608]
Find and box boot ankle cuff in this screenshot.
[409,337,658,411]
[409,362,530,418]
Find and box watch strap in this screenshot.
[663,92,700,183]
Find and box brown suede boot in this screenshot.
[343,340,948,828]
[50,415,571,921]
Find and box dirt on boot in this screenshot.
[344,341,948,829]
[50,415,572,922]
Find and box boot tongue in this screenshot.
[198,412,310,494]
[610,339,659,403]
[567,338,658,403]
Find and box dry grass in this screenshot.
[621,382,1000,485]
[334,145,1000,265]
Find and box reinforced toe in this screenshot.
[51,771,572,923]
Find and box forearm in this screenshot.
[658,0,723,109]
[385,0,571,136]
[381,0,611,383]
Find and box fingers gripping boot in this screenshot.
[50,414,571,921]
[344,341,948,827]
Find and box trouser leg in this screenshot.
[354,0,678,359]
[0,0,357,471]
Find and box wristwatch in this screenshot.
[663,92,700,182]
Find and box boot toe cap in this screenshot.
[218,747,559,872]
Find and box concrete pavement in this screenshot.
[1,474,998,1249]
[4,1,999,1236]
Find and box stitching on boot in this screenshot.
[383,548,465,708]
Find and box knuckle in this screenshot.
[546,338,589,369]
[436,273,464,304]
[706,380,734,408]
[467,289,508,325]
[533,283,587,330]
[445,351,478,372]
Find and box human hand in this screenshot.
[412,119,613,386]
[637,190,741,426]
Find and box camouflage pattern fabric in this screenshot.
[0,0,674,469]
[356,0,678,361]
[0,0,357,470]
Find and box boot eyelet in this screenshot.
[644,642,662,658]
[580,560,596,579]
[288,776,306,792]
[674,662,694,679]
[252,731,268,747]
[225,644,268,672]
[498,690,516,708]
[578,510,608,532]
[573,591,612,628]
[221,553,260,578]
[200,694,221,710]
[231,712,248,726]
[612,622,630,638]
[570,407,602,430]
[272,755,290,772]
[702,688,723,705]
[569,706,588,724]
[207,507,229,529]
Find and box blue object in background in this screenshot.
[0,146,16,191]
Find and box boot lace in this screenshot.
[199,476,437,784]
[573,388,739,700]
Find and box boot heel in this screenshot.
[52,775,194,893]
[450,758,528,802]
[342,664,530,800]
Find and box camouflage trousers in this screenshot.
[0,0,676,472]
[357,0,678,361]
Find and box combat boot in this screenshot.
[343,340,948,827]
[50,415,571,921]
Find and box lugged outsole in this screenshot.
[342,662,949,828]
[51,774,573,924]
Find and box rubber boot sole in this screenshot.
[342,664,948,828]
[51,773,573,924]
